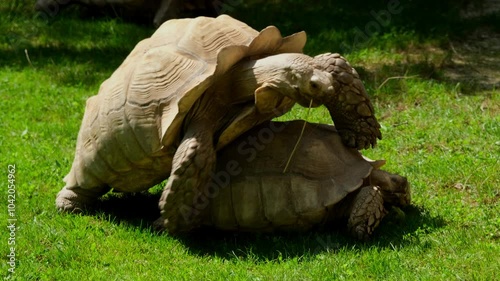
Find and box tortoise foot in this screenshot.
[347,185,387,240]
[55,186,107,213]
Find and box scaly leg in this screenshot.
[156,128,216,233]
[347,185,387,240]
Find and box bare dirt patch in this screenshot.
[443,28,500,92]
[442,0,500,92]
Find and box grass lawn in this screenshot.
[1,0,499,280]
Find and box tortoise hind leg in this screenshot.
[156,129,216,233]
[347,185,387,240]
[56,165,111,212]
[56,185,110,213]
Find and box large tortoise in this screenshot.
[202,120,410,240]
[56,15,381,233]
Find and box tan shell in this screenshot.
[205,120,385,231]
[63,15,307,193]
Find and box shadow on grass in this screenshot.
[356,57,499,95]
[92,191,161,228]
[3,0,498,93]
[0,46,136,87]
[355,61,444,85]
[1,7,153,86]
[92,192,445,260]
[230,0,498,52]
[179,205,446,260]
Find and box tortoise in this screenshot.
[56,15,381,233]
[202,120,411,240]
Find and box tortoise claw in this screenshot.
[314,53,382,150]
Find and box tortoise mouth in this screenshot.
[293,88,322,108]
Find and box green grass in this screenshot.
[1,1,499,280]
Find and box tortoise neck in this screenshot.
[226,53,312,100]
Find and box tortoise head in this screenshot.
[254,53,336,109]
[242,53,335,115]
[370,169,411,207]
[282,54,336,108]
[313,53,382,150]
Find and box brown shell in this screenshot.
[63,15,306,192]
[206,121,383,231]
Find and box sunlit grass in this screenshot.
[1,1,499,280]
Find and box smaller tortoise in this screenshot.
[200,120,410,239]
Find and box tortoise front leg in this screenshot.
[347,185,387,240]
[156,127,216,233]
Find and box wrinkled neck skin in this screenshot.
[224,53,318,105]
